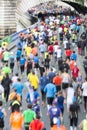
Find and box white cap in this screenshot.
[10,52,13,55]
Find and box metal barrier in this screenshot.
[0,14,39,50]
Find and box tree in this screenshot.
[74,0,86,6]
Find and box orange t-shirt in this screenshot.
[9,92,21,102]
[32,47,38,56]
[10,111,24,130]
[53,76,62,86]
[70,60,75,71]
[29,119,44,130]
[51,125,66,130]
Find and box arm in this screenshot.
[78,120,83,130]
[2,108,7,116]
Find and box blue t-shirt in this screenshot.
[57,96,64,109]
[16,50,22,58]
[39,44,45,53]
[20,57,26,65]
[26,90,39,103]
[34,56,39,64]
[13,82,24,96]
[40,76,49,90]
[9,55,15,62]
[70,53,77,61]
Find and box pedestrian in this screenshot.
[23,103,36,130]
[19,55,26,75]
[67,84,74,111]
[1,73,12,103]
[70,51,77,61]
[53,73,62,93]
[3,49,9,64]
[9,95,21,113]
[10,106,24,130]
[45,54,50,70]
[61,68,71,98]
[71,63,79,79]
[32,99,40,116]
[29,114,45,130]
[12,78,24,100]
[48,100,62,127]
[48,68,56,82]
[56,91,64,114]
[0,101,7,130]
[82,77,87,112]
[25,58,33,75]
[26,86,40,104]
[28,70,39,90]
[44,81,56,110]
[69,101,80,130]
[40,72,49,106]
[9,52,15,74]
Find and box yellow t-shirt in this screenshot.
[25,46,32,56]
[29,74,39,89]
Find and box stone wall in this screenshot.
[0,0,17,39]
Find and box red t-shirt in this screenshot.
[72,66,79,78]
[66,49,72,57]
[48,45,54,53]
[29,119,44,130]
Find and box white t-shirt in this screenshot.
[82,82,87,96]
[67,87,74,104]
[58,27,63,33]
[12,76,18,84]
[63,40,68,49]
[53,45,59,53]
[56,49,62,58]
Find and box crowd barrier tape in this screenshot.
[0,15,39,49]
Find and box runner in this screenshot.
[10,107,24,130]
[23,103,36,130]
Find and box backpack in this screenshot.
[0,109,4,128]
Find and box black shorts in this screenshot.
[0,118,4,128]
[10,62,14,69]
[56,85,61,92]
[47,97,54,105]
[49,52,53,55]
[16,57,20,62]
[34,63,39,68]
[62,83,68,90]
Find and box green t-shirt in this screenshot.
[23,109,36,126]
[2,66,11,74]
[3,51,9,61]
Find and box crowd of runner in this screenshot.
[0,1,87,130]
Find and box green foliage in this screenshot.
[75,0,85,6]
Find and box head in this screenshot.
[27,103,32,109]
[17,78,21,82]
[52,100,57,106]
[15,73,18,77]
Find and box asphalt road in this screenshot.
[3,11,87,130]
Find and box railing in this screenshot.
[0,14,39,50]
